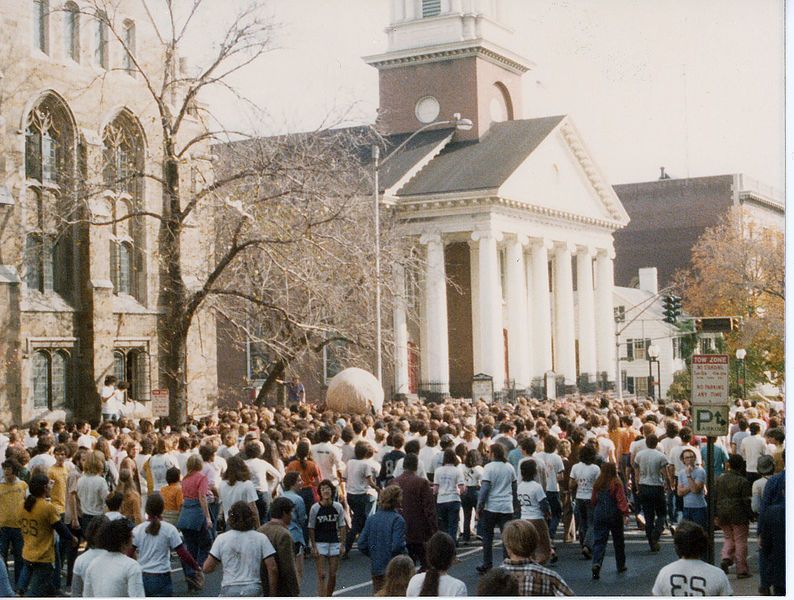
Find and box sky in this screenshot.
[196,0,785,189]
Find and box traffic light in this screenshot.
[662,295,680,323]
[694,317,740,333]
[730,316,741,332]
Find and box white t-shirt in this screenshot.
[660,436,682,458]
[244,457,280,493]
[345,459,377,495]
[83,552,145,597]
[209,529,276,588]
[534,451,565,493]
[76,474,110,516]
[217,445,239,461]
[481,461,516,513]
[596,437,616,461]
[407,572,467,596]
[146,454,178,492]
[517,479,547,520]
[77,434,97,449]
[219,480,259,521]
[570,462,601,500]
[462,465,484,487]
[28,452,56,471]
[652,558,732,596]
[100,385,117,413]
[393,457,427,480]
[669,445,703,472]
[132,520,184,573]
[418,446,441,475]
[434,465,464,504]
[311,442,344,485]
[740,435,767,473]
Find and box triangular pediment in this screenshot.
[498,116,629,227]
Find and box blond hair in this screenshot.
[186,454,203,474]
[82,450,106,475]
[502,519,538,559]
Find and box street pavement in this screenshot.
[170,525,762,596]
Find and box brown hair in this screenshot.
[502,519,538,559]
[375,555,415,597]
[378,485,402,510]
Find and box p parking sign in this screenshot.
[692,405,729,436]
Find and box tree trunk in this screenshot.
[256,355,292,407]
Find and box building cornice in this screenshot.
[364,39,533,75]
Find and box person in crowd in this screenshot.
[177,455,213,591]
[569,443,600,558]
[219,455,259,526]
[160,467,183,525]
[357,485,406,593]
[676,447,707,531]
[131,494,202,596]
[392,453,437,570]
[633,434,671,552]
[104,491,126,521]
[460,449,483,545]
[516,459,552,565]
[311,427,345,498]
[419,430,441,483]
[19,473,74,596]
[652,521,732,596]
[308,479,346,596]
[203,501,278,596]
[433,449,465,544]
[406,532,466,596]
[751,454,775,515]
[258,496,301,597]
[117,468,143,524]
[343,441,378,556]
[740,422,768,483]
[590,462,629,579]
[377,432,405,487]
[758,482,785,596]
[83,519,145,596]
[715,454,753,579]
[63,450,84,589]
[70,516,108,597]
[374,555,415,597]
[242,440,280,522]
[76,450,109,532]
[280,472,308,581]
[476,567,519,596]
[99,376,118,422]
[499,519,574,596]
[143,438,178,494]
[535,435,565,547]
[285,440,322,513]
[0,459,27,589]
[476,443,516,574]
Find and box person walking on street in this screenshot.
[433,449,465,545]
[516,459,552,565]
[633,434,671,552]
[406,532,466,597]
[375,555,415,597]
[343,441,378,556]
[308,480,347,596]
[392,453,437,570]
[569,444,600,558]
[676,448,707,532]
[357,485,407,593]
[500,519,574,596]
[258,497,301,597]
[714,454,753,578]
[590,462,629,580]
[476,443,517,574]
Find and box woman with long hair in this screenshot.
[460,449,483,544]
[20,473,74,596]
[131,494,202,596]
[142,437,178,494]
[70,515,109,597]
[517,459,552,564]
[219,455,259,527]
[569,444,600,558]
[406,531,465,596]
[285,440,322,511]
[76,450,109,532]
[433,449,464,544]
[177,454,213,591]
[203,501,278,596]
[590,462,629,580]
[117,468,143,524]
[308,480,347,596]
[375,555,415,597]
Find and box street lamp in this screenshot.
[735,348,747,400]
[647,344,660,400]
[372,113,474,386]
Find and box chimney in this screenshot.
[638,268,658,295]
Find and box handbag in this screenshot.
[176,498,205,531]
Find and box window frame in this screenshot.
[422,0,442,18]
[94,11,108,69]
[30,347,72,411]
[33,0,50,54]
[63,2,80,62]
[122,19,135,75]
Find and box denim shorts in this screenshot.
[315,542,341,557]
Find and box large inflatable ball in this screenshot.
[325,367,384,415]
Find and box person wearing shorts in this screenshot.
[308,480,347,596]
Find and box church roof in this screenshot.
[380,116,566,197]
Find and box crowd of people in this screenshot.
[0,387,785,597]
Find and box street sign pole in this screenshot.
[706,436,715,564]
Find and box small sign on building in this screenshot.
[472,373,493,405]
[691,354,729,406]
[692,405,730,436]
[151,389,169,417]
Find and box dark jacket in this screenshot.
[357,509,406,576]
[258,521,300,596]
[714,470,752,524]
[393,471,437,543]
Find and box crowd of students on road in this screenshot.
[0,388,785,596]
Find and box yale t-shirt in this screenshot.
[308,501,346,543]
[20,498,60,563]
[0,480,28,528]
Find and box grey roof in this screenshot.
[394,116,565,196]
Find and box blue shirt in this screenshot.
[357,509,406,576]
[282,490,307,545]
[678,466,707,508]
[701,444,728,477]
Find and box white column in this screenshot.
[506,236,530,388]
[420,233,449,392]
[392,263,409,395]
[595,247,616,381]
[553,242,577,386]
[529,239,553,378]
[469,241,482,375]
[576,246,598,381]
[471,230,504,389]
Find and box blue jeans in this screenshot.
[479,510,513,569]
[575,498,595,550]
[682,506,708,531]
[142,572,173,597]
[345,493,373,554]
[437,501,461,544]
[546,491,562,541]
[0,560,13,597]
[591,516,626,569]
[461,487,479,540]
[638,485,666,547]
[24,562,53,597]
[0,527,23,587]
[181,527,211,579]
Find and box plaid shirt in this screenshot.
[501,558,574,596]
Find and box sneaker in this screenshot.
[592,565,601,580]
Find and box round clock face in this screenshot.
[415,96,440,124]
[490,96,507,123]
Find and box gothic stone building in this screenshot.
[0,1,217,424]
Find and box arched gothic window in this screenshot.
[113,347,150,401]
[23,94,77,300]
[103,111,145,301]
